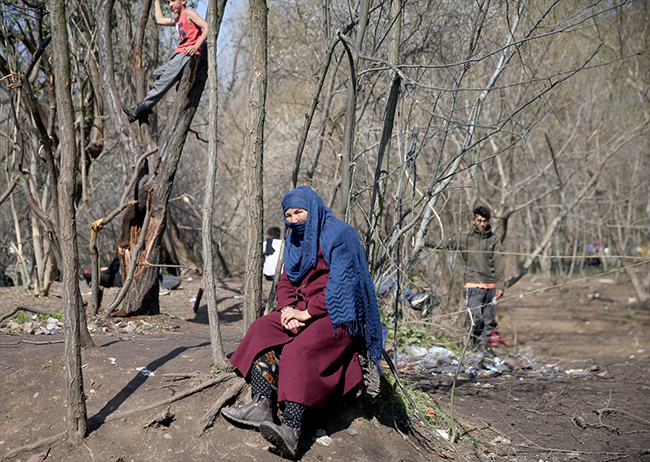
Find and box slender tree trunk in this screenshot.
[243,0,267,329]
[338,0,369,220]
[367,0,402,274]
[203,0,230,368]
[51,0,88,443]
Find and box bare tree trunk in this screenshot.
[203,0,231,369]
[243,0,267,330]
[51,0,88,443]
[338,0,369,220]
[367,0,402,274]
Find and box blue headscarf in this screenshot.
[281,186,383,367]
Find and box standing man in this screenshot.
[448,206,505,356]
[262,227,282,281]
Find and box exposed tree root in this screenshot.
[98,372,236,424]
[3,433,63,459]
[193,376,246,437]
[3,373,236,458]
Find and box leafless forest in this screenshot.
[0,0,649,446]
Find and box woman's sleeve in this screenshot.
[276,269,298,310]
[306,286,327,318]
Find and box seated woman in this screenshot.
[222,186,382,460]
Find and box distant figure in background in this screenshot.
[263,227,282,281]
[447,206,504,356]
[82,255,122,288]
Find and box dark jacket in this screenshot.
[448,225,505,291]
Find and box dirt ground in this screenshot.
[1,273,648,462]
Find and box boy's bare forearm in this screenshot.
[154,0,175,26]
[196,30,208,48]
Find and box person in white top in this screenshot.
[263,227,282,281]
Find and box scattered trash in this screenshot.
[491,435,511,445]
[407,345,428,357]
[474,382,493,388]
[565,369,589,376]
[189,297,197,303]
[109,358,117,365]
[433,429,449,441]
[316,435,333,446]
[397,344,597,381]
[136,367,155,377]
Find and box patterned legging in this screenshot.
[250,348,304,428]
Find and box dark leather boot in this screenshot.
[221,393,272,428]
[122,101,152,123]
[259,421,301,460]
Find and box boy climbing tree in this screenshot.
[123,0,208,122]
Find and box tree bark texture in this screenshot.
[51,0,89,443]
[243,0,267,330]
[203,0,230,368]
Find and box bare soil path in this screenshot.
[0,274,648,461]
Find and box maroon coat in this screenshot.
[229,251,362,408]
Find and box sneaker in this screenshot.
[221,393,273,428]
[259,421,300,460]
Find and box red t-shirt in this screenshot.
[175,9,203,55]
